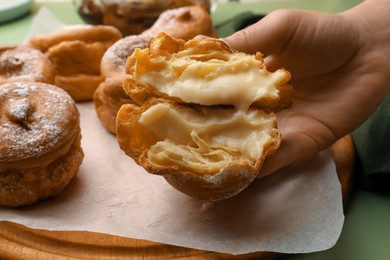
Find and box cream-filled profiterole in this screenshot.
[116,33,293,201]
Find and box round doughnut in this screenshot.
[94,34,153,134]
[0,46,55,85]
[27,25,122,102]
[100,34,153,78]
[94,6,216,134]
[143,5,217,39]
[0,82,84,207]
[28,25,123,53]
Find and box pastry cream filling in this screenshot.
[136,52,288,110]
[139,103,278,173]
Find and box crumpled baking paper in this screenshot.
[0,7,344,255]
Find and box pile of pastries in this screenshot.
[0,4,217,207]
[0,3,293,206]
[76,0,213,36]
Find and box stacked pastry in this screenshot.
[28,25,122,102]
[0,3,218,206]
[0,82,83,207]
[116,33,293,201]
[0,32,93,207]
[77,0,212,36]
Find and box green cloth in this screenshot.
[352,94,390,188]
[214,12,265,38]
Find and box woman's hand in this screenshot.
[223,1,390,177]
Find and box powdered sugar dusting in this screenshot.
[13,83,38,97]
[0,82,78,163]
[0,47,47,83]
[8,98,31,122]
[101,34,152,76]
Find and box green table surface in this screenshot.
[1,1,390,260]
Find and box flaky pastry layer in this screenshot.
[124,33,292,111]
[117,99,281,200]
[95,7,217,135]
[117,33,293,200]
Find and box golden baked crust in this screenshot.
[117,33,293,201]
[94,76,135,134]
[28,25,122,102]
[94,34,152,134]
[0,82,83,207]
[28,25,122,53]
[117,99,281,173]
[0,46,55,85]
[0,132,83,207]
[55,73,104,102]
[124,33,292,110]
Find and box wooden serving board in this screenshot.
[0,135,355,259]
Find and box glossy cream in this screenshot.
[136,51,289,111]
[138,103,278,173]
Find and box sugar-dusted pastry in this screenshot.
[28,25,122,102]
[116,33,293,201]
[0,45,55,85]
[142,5,217,41]
[0,82,84,207]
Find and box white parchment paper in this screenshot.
[0,8,345,255]
[0,103,344,255]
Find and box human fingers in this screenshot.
[192,35,213,40]
[223,9,303,55]
[258,130,324,178]
[257,126,330,178]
